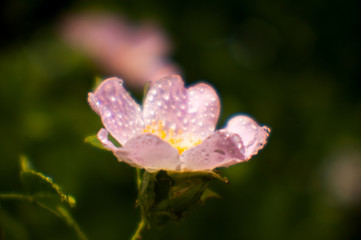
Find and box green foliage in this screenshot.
[20,155,76,208]
[137,170,227,227]
[0,156,86,240]
[84,134,107,150]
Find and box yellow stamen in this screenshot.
[143,120,202,154]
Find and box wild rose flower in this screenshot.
[60,12,180,88]
[88,75,270,172]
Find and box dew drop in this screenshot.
[104,109,112,117]
[162,93,170,100]
[170,123,176,130]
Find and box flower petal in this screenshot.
[88,77,143,145]
[143,75,187,129]
[180,130,245,171]
[143,75,220,139]
[186,82,220,138]
[225,115,270,159]
[97,128,119,151]
[97,128,136,167]
[115,133,181,172]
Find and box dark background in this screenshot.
[1,0,360,239]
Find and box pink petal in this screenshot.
[88,77,143,145]
[115,133,181,172]
[186,82,220,138]
[143,75,220,140]
[180,130,245,171]
[226,115,270,159]
[97,128,119,151]
[60,12,178,89]
[97,128,136,167]
[143,75,187,131]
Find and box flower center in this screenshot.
[143,120,202,154]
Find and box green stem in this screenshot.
[136,168,142,190]
[0,193,33,202]
[0,193,87,240]
[130,216,147,240]
[131,169,149,239]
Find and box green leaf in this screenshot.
[16,156,86,239]
[92,76,104,90]
[200,188,221,202]
[20,158,75,208]
[84,135,107,150]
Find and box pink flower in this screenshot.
[60,12,180,88]
[88,75,270,172]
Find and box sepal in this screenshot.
[137,170,227,227]
[84,134,107,150]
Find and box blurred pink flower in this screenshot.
[88,75,270,172]
[60,12,180,88]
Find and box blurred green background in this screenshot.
[1,0,360,239]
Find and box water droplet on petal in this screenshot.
[104,109,112,117]
[163,93,170,100]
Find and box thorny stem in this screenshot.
[0,193,87,240]
[131,169,148,240]
[130,215,147,240]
